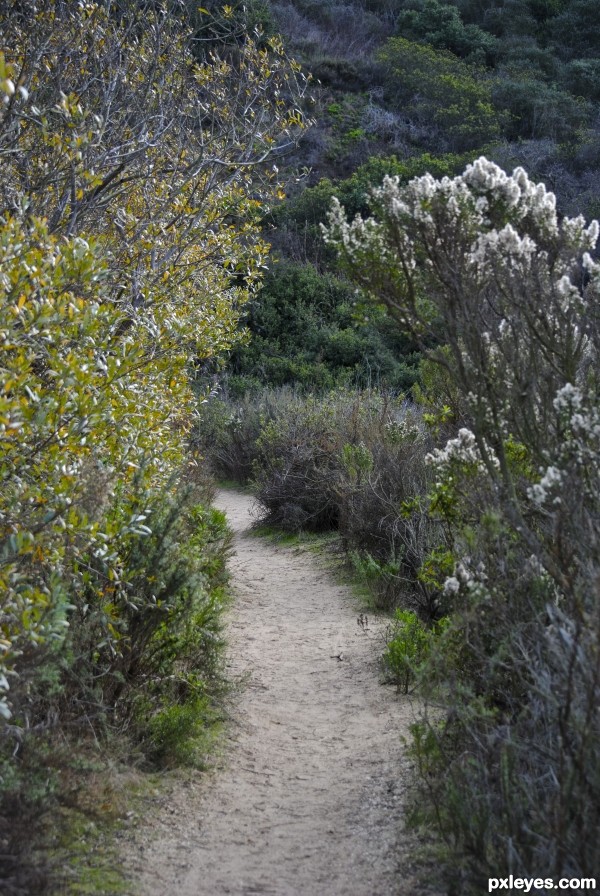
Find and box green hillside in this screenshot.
[223,0,600,393]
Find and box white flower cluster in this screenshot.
[555,274,583,312]
[553,383,600,440]
[443,576,460,596]
[322,160,600,408]
[322,196,409,267]
[583,251,600,276]
[426,427,499,472]
[464,157,513,192]
[553,382,583,413]
[528,465,563,506]
[464,158,559,234]
[561,215,599,251]
[470,223,538,274]
[443,559,488,598]
[324,158,599,270]
[526,383,600,507]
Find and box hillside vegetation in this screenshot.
[222,0,600,395]
[198,1,600,892]
[2,0,600,893]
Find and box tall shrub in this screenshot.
[324,158,600,885]
[1,2,309,886]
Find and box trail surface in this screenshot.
[125,490,437,896]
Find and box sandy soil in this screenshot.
[124,490,439,896]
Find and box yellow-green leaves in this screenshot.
[0,52,15,102]
[0,0,310,721]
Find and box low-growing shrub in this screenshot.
[246,387,450,611]
[194,387,303,483]
[0,475,233,892]
[336,417,445,613]
[140,692,221,769]
[252,391,349,531]
[383,610,434,692]
[56,480,232,734]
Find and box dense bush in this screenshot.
[194,387,306,483]
[378,37,504,150]
[0,0,305,718]
[383,609,448,692]
[325,157,600,887]
[492,75,592,141]
[251,390,359,531]
[229,260,421,391]
[335,417,443,615]
[0,474,232,892]
[394,0,500,64]
[0,0,309,889]
[217,387,446,611]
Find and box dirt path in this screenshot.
[125,490,437,896]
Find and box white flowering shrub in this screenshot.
[324,158,600,885]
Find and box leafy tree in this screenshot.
[454,0,539,37]
[0,2,310,881]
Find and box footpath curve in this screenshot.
[125,489,438,896]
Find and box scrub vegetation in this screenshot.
[0,1,308,891]
[2,0,600,893]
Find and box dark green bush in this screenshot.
[378,37,505,150]
[229,259,421,391]
[140,691,221,769]
[492,75,592,140]
[395,0,500,65]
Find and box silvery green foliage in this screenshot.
[323,156,600,600]
[324,159,600,879]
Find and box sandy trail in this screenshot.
[125,490,436,896]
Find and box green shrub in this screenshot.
[59,481,232,735]
[229,259,422,393]
[383,610,447,693]
[140,691,221,769]
[378,37,505,149]
[492,74,592,140]
[394,0,500,65]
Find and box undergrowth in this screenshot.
[1,480,232,895]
